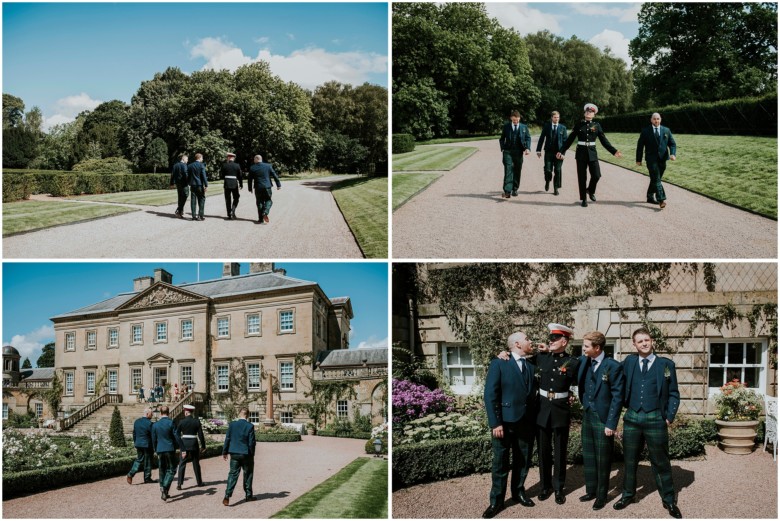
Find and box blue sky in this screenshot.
[3,262,389,366]
[3,2,388,129]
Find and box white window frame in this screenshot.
[279,309,295,334]
[108,328,119,348]
[65,371,74,396]
[86,370,96,395]
[108,369,118,394]
[180,365,193,387]
[86,330,97,350]
[35,403,43,418]
[155,321,168,343]
[442,344,477,395]
[247,363,261,391]
[337,400,349,419]
[246,313,261,336]
[65,332,76,351]
[280,411,294,423]
[707,338,767,397]
[217,316,230,339]
[131,368,142,394]
[180,319,194,341]
[2,403,8,420]
[216,364,229,392]
[248,411,260,424]
[131,324,143,345]
[279,360,295,391]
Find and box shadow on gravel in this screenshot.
[167,486,220,502]
[145,210,224,221]
[256,490,291,501]
[301,180,340,192]
[448,192,658,211]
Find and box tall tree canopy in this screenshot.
[36,342,55,368]
[3,93,25,129]
[630,2,778,107]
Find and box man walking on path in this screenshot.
[636,113,677,209]
[536,111,567,196]
[222,407,257,506]
[170,154,189,218]
[498,110,531,199]
[614,328,682,519]
[221,152,243,220]
[127,407,156,485]
[188,153,208,221]
[176,404,207,490]
[248,155,282,224]
[152,405,179,501]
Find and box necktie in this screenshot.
[592,360,599,373]
[642,358,649,374]
[552,125,557,135]
[518,357,526,372]
[654,127,660,140]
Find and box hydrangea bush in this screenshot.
[392,378,454,428]
[201,418,228,433]
[397,412,485,445]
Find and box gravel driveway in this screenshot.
[392,444,777,519]
[4,176,362,259]
[392,140,777,259]
[2,436,368,518]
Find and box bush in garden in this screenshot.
[392,133,415,154]
[201,418,228,434]
[392,378,454,429]
[398,412,484,445]
[72,157,133,174]
[108,406,126,447]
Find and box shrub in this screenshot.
[392,436,492,488]
[392,134,415,154]
[3,411,37,429]
[201,418,228,434]
[392,378,454,429]
[72,157,133,174]
[317,130,370,174]
[397,411,484,445]
[317,429,372,440]
[352,408,373,434]
[108,406,126,447]
[255,424,301,442]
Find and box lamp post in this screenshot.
[373,437,383,457]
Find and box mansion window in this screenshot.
[35,403,43,418]
[443,345,476,395]
[708,340,766,393]
[65,332,75,351]
[86,371,96,395]
[131,324,143,345]
[247,313,261,336]
[279,361,294,391]
[131,368,142,393]
[279,310,295,333]
[65,371,74,396]
[181,319,193,341]
[86,330,97,350]
[108,369,118,394]
[247,363,261,391]
[248,411,260,424]
[180,366,193,387]
[280,411,294,423]
[2,403,8,420]
[337,400,348,419]
[155,322,167,343]
[108,328,119,348]
[217,365,229,392]
[217,317,230,338]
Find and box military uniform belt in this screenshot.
[541,390,569,400]
[577,141,595,146]
[224,176,237,179]
[181,434,198,438]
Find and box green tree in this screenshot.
[21,357,32,369]
[3,125,39,168]
[109,406,127,447]
[74,100,130,161]
[145,137,168,173]
[392,78,450,140]
[36,342,55,368]
[630,3,778,107]
[3,93,25,129]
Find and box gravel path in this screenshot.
[4,176,363,259]
[392,140,777,259]
[392,444,777,519]
[3,437,368,518]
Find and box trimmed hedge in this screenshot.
[316,429,372,440]
[392,134,415,154]
[256,432,301,442]
[3,171,171,202]
[72,157,133,174]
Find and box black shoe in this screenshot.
[161,491,169,501]
[511,190,518,197]
[592,498,606,510]
[581,200,588,207]
[614,497,633,510]
[176,485,182,491]
[538,488,553,501]
[245,495,257,502]
[144,479,158,484]
[647,198,658,204]
[589,192,596,202]
[554,189,559,196]
[579,493,596,502]
[663,502,682,519]
[545,181,550,191]
[555,491,565,505]
[192,216,198,221]
[200,216,205,221]
[512,491,535,507]
[197,482,205,487]
[482,504,503,519]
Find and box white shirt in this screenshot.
[512,351,527,372]
[591,351,606,372]
[638,352,656,372]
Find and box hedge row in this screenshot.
[599,95,777,136]
[392,134,415,154]
[316,429,372,440]
[3,171,171,202]
[256,432,301,442]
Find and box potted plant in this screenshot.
[714,379,763,454]
[306,422,317,436]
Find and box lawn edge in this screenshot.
[3,207,140,238]
[392,173,444,212]
[393,145,478,172]
[330,177,389,259]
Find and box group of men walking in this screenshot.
[500,104,677,208]
[483,324,682,519]
[126,405,257,507]
[169,152,282,223]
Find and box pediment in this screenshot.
[147,353,175,365]
[118,282,207,311]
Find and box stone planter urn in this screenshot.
[715,419,760,454]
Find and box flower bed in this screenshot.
[256,424,301,442]
[392,378,454,429]
[397,412,484,445]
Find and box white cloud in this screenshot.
[255,36,270,44]
[356,336,388,350]
[569,3,641,23]
[486,3,562,35]
[190,37,252,71]
[42,92,102,131]
[5,325,55,366]
[589,29,631,65]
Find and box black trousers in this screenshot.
[537,422,570,492]
[177,448,203,487]
[576,158,601,200]
[224,188,240,216]
[489,419,535,507]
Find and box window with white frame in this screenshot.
[131,368,142,393]
[247,363,261,391]
[280,411,294,423]
[156,322,167,342]
[65,332,75,351]
[181,319,193,341]
[65,371,74,395]
[108,328,118,348]
[86,371,96,394]
[708,340,766,392]
[2,403,8,420]
[279,310,294,333]
[248,411,260,424]
[86,330,97,350]
[279,361,294,390]
[108,369,118,394]
[247,313,261,336]
[35,403,43,418]
[337,400,348,418]
[131,324,143,344]
[217,317,230,338]
[217,364,229,391]
[180,366,193,387]
[443,345,476,395]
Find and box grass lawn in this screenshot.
[282,171,340,181]
[271,457,388,519]
[392,173,442,210]
[393,145,477,171]
[69,184,225,206]
[3,200,138,236]
[331,176,388,258]
[598,133,777,219]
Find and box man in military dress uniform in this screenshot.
[220,152,243,220]
[176,404,207,490]
[248,154,282,224]
[152,405,179,501]
[536,111,568,196]
[126,407,156,484]
[188,153,208,221]
[498,110,531,199]
[636,113,677,209]
[614,328,682,519]
[169,154,189,218]
[558,104,622,207]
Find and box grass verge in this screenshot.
[69,183,225,205]
[331,177,388,258]
[392,173,442,210]
[3,200,138,236]
[598,133,777,219]
[393,145,477,171]
[271,457,388,519]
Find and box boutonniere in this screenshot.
[559,359,572,374]
[602,368,610,382]
[664,366,671,380]
[534,367,542,380]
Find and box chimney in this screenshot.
[154,268,173,284]
[250,263,274,274]
[134,276,153,292]
[223,262,241,277]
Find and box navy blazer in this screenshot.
[499,122,531,152]
[223,418,256,456]
[577,355,624,430]
[170,161,189,187]
[188,161,208,187]
[248,162,281,190]
[636,125,677,163]
[622,354,680,423]
[151,416,179,453]
[132,416,153,449]
[536,121,568,153]
[484,356,537,429]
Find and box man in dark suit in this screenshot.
[176,404,207,490]
[222,407,257,506]
[636,113,677,209]
[220,152,243,220]
[126,407,156,484]
[498,110,531,199]
[188,153,208,221]
[536,111,568,195]
[558,104,622,207]
[248,154,282,224]
[152,405,179,501]
[577,331,624,510]
[614,328,682,518]
[482,331,538,518]
[169,154,189,218]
